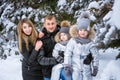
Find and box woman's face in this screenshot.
[78,29,88,38]
[22,23,32,36]
[60,33,68,41]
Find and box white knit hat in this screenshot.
[77,12,91,31]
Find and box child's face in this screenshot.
[60,33,68,41]
[78,29,88,38]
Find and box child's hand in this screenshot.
[35,40,43,51]
[92,66,98,76]
[39,32,44,38]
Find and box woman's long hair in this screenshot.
[17,18,38,52]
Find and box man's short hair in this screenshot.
[44,14,56,22]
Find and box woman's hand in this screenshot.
[35,40,43,51]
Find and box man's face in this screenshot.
[44,18,57,33]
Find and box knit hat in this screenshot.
[55,20,71,42]
[77,11,91,31]
[59,20,70,34]
[59,27,69,34]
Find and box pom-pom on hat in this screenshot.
[77,11,91,31]
[60,20,70,27]
[59,20,70,34]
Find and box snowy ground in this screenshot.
[0,55,22,80]
[0,48,119,80]
[95,48,119,80]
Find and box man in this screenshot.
[37,15,61,80]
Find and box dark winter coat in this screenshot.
[37,25,60,78]
[21,40,43,80]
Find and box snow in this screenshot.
[88,1,100,10]
[111,0,120,30]
[99,59,120,80]
[57,0,66,10]
[0,48,119,80]
[57,0,66,7]
[0,55,22,80]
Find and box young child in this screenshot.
[63,11,99,80]
[51,20,71,80]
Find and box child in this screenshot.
[51,20,72,80]
[63,11,99,80]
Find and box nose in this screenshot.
[49,24,54,28]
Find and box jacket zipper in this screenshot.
[28,66,30,70]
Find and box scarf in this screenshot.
[75,37,91,44]
[59,41,68,46]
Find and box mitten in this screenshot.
[64,64,73,75]
[91,66,98,76]
[58,51,64,57]
[56,56,64,63]
[83,53,93,65]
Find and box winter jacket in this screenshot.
[51,41,68,80]
[52,41,68,61]
[21,40,43,80]
[37,25,60,78]
[64,38,99,80]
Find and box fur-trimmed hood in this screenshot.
[69,24,96,40]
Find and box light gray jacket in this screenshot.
[64,38,99,66]
[64,38,99,80]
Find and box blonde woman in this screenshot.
[17,18,43,80]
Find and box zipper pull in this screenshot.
[28,66,30,70]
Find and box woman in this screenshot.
[17,18,43,80]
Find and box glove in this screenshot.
[64,64,73,75]
[58,51,64,57]
[91,66,98,76]
[83,53,93,65]
[56,56,64,63]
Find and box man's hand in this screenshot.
[56,56,64,63]
[39,32,44,38]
